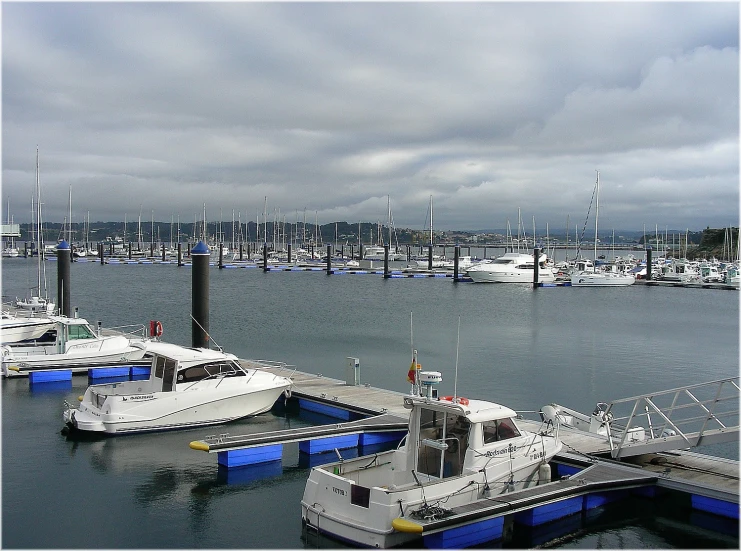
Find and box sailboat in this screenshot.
[570,171,635,287]
[16,148,56,315]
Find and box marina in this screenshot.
[1,255,738,548]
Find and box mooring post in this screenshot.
[646,246,652,281]
[288,244,292,264]
[454,245,460,282]
[109,242,114,256]
[384,244,390,278]
[99,243,105,265]
[161,243,166,262]
[263,243,268,272]
[177,243,183,267]
[191,241,210,348]
[128,242,132,260]
[239,243,243,261]
[218,243,224,269]
[150,242,154,258]
[533,247,540,288]
[56,240,71,317]
[427,245,433,271]
[326,244,332,274]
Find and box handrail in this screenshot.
[601,377,739,459]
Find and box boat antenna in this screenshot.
[190,314,223,351]
[453,316,460,402]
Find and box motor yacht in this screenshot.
[466,252,556,283]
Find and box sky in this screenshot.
[2,2,739,233]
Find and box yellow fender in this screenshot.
[189,441,210,451]
[391,517,423,534]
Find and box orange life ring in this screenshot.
[441,395,469,406]
[149,320,163,338]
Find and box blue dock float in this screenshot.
[299,433,359,454]
[218,444,283,468]
[297,398,352,420]
[89,366,132,379]
[130,366,151,378]
[515,496,584,527]
[28,370,72,383]
[692,494,740,519]
[424,516,504,549]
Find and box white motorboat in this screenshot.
[63,342,294,434]
[0,313,56,344]
[570,271,636,287]
[301,370,562,548]
[2,316,150,377]
[15,295,56,315]
[466,251,556,283]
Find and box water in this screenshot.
[2,257,738,548]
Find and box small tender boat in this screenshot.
[2,316,149,377]
[301,370,561,548]
[1,313,56,344]
[63,342,293,434]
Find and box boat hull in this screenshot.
[2,340,149,377]
[301,455,554,548]
[468,269,556,283]
[64,379,290,434]
[570,273,635,286]
[0,318,55,344]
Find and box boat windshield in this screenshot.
[493,259,514,264]
[176,361,246,383]
[67,324,96,340]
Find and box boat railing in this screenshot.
[601,376,739,459]
[242,359,297,380]
[99,324,148,339]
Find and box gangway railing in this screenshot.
[602,377,739,459]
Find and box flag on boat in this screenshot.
[407,350,421,383]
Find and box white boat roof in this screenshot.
[145,341,239,365]
[410,395,518,422]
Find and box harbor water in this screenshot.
[2,257,738,548]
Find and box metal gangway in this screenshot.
[601,377,739,459]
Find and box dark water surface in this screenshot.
[2,258,738,548]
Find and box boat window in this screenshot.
[482,418,521,444]
[350,484,370,508]
[67,324,96,340]
[176,361,245,383]
[154,355,166,379]
[161,358,177,392]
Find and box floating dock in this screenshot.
[187,367,738,547]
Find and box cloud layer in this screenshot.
[2,2,738,231]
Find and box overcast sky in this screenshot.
[2,2,739,233]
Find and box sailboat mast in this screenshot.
[35,147,42,292]
[594,171,599,262]
[429,195,433,247]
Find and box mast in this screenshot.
[68,184,72,244]
[594,171,599,262]
[429,195,433,247]
[35,146,42,294]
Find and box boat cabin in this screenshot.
[146,342,247,393]
[403,395,522,481]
